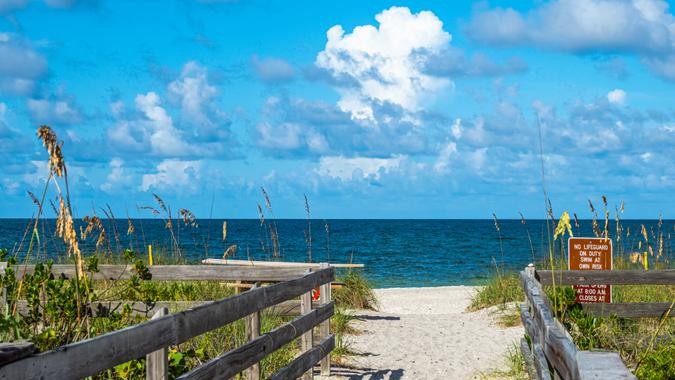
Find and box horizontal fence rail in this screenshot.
[535,269,675,286]
[535,269,675,319]
[177,302,334,379]
[11,264,309,282]
[14,299,303,318]
[520,266,636,380]
[0,266,335,379]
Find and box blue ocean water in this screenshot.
[0,219,671,288]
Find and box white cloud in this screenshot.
[640,152,653,162]
[316,6,451,120]
[167,61,231,143]
[257,121,303,151]
[451,118,463,139]
[0,33,47,95]
[141,159,202,192]
[136,92,194,156]
[434,141,457,173]
[26,97,82,125]
[108,91,195,156]
[108,62,236,158]
[607,89,627,105]
[252,55,295,83]
[317,155,405,180]
[466,0,675,80]
[0,0,28,14]
[100,158,132,192]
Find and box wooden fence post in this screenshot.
[0,262,6,315]
[319,263,331,376]
[244,282,261,380]
[146,307,168,380]
[300,270,313,380]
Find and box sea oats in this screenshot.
[37,125,65,177]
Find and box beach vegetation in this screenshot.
[334,270,378,310]
[0,125,365,378]
[472,196,674,379]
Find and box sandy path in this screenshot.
[319,286,523,380]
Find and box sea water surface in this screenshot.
[0,219,670,288]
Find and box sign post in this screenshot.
[568,237,612,303]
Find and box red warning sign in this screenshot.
[568,237,612,303]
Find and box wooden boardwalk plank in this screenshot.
[0,343,35,367]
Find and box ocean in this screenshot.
[0,219,671,288]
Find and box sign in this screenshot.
[568,237,612,303]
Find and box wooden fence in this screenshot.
[520,265,675,380]
[0,263,336,379]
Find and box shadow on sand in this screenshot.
[353,315,401,321]
[325,368,405,380]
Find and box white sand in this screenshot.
[319,286,523,380]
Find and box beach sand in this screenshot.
[318,286,523,380]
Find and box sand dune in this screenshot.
[319,286,523,380]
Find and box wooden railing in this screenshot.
[535,269,675,319]
[0,264,336,379]
[519,265,667,380]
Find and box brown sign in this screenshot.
[568,237,612,303]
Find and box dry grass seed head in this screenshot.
[153,193,168,213]
[26,191,40,207]
[257,203,265,226]
[223,244,237,258]
[179,208,197,228]
[261,187,272,210]
[81,215,106,248]
[37,125,65,177]
[519,211,526,225]
[222,221,227,242]
[127,217,135,235]
[304,194,310,216]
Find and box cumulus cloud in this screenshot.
[316,155,406,180]
[141,159,202,192]
[100,158,133,192]
[167,61,232,142]
[465,0,675,80]
[0,33,48,96]
[108,61,237,158]
[254,95,439,158]
[316,6,452,120]
[108,92,194,156]
[434,141,457,173]
[607,89,627,105]
[251,55,295,83]
[26,96,83,125]
[424,49,528,77]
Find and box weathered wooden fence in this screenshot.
[520,265,675,380]
[0,263,336,379]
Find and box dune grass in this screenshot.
[334,270,378,310]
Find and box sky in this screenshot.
[0,0,674,219]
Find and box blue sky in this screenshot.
[0,0,674,219]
